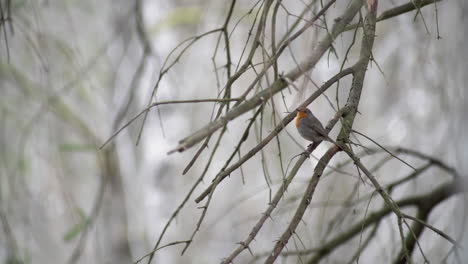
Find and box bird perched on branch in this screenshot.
[295,107,330,144]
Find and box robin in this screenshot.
[295,107,330,144]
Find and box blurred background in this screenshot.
[0,0,467,263]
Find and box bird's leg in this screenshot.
[300,143,316,158]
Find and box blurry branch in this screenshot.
[111,0,153,134]
[7,7,140,262]
[68,150,110,264]
[101,98,240,149]
[104,3,154,262]
[305,180,464,264]
[16,5,137,182]
[135,0,152,54]
[4,60,100,144]
[447,200,468,262]
[168,0,364,154]
[345,0,443,31]
[0,197,20,262]
[38,90,120,264]
[195,68,353,203]
[36,59,132,264]
[4,59,112,263]
[7,62,130,264]
[0,0,12,62]
[27,6,135,122]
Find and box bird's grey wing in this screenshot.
[304,117,328,137]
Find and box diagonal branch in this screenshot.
[345,0,443,31]
[264,146,341,264]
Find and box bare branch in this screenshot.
[100,98,240,149]
[402,213,461,248]
[134,240,190,264]
[345,0,443,31]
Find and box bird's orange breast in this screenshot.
[295,111,307,128]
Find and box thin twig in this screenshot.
[352,129,416,171]
[100,98,240,149]
[402,213,462,248]
[345,0,443,31]
[134,240,190,264]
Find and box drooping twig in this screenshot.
[345,0,443,31]
[352,129,416,171]
[134,240,190,264]
[100,98,240,149]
